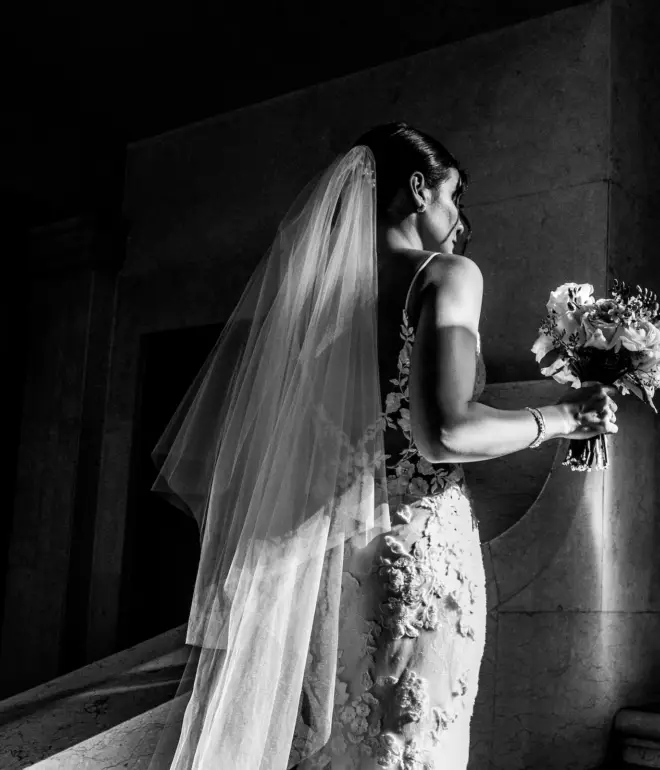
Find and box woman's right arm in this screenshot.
[409,255,618,464]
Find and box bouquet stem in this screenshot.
[562,434,609,472]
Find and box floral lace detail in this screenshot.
[394,670,430,727]
[311,304,485,516]
[452,671,470,697]
[382,309,465,501]
[311,402,389,505]
[292,295,486,770]
[378,503,479,642]
[338,690,381,744]
[373,730,433,770]
[304,682,384,767]
[429,706,459,745]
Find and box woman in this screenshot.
[150,123,618,770]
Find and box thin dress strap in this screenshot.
[403,252,440,322]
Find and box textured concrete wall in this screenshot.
[468,3,660,769]
[122,1,612,383]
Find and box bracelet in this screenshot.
[525,406,546,449]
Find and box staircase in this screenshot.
[0,626,188,769]
[2,623,658,769]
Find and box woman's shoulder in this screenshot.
[426,253,482,286]
[388,250,482,326]
[418,255,483,314]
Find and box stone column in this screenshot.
[0,217,125,697]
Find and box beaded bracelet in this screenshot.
[525,406,546,449]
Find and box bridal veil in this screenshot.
[150,145,391,768]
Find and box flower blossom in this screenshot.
[618,319,660,353]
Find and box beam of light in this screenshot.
[590,436,619,700]
[582,454,610,696]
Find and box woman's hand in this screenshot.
[556,383,619,440]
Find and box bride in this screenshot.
[149,122,618,769]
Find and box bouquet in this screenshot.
[532,280,660,471]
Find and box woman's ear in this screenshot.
[409,171,430,209]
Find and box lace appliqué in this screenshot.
[301,685,383,767]
[321,671,435,770]
[379,501,479,643]
[292,304,485,769]
[310,402,390,522]
[383,309,465,501]
[374,733,430,770]
[369,671,432,769]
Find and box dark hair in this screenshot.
[353,122,471,251]
[354,123,467,208]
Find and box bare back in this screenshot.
[378,251,485,463]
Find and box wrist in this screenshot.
[538,404,573,441]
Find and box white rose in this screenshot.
[594,298,621,316]
[636,348,660,373]
[619,319,660,353]
[581,311,623,351]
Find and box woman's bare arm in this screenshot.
[409,255,577,463]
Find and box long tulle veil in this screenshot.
[148,145,392,768]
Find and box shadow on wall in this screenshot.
[117,325,227,649]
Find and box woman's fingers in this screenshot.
[583,391,618,415]
[578,403,618,433]
[603,414,619,433]
[566,384,621,438]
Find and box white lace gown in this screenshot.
[291,266,488,770]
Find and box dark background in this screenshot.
[3,0,591,230]
[117,323,223,650]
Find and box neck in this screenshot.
[377,215,423,254]
[376,217,432,294]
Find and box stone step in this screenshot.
[622,741,660,769]
[616,708,660,742]
[28,694,188,770]
[0,626,187,769]
[615,706,660,769]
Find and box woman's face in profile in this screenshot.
[420,167,465,254]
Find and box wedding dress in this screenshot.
[291,253,487,770]
[149,149,486,770]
